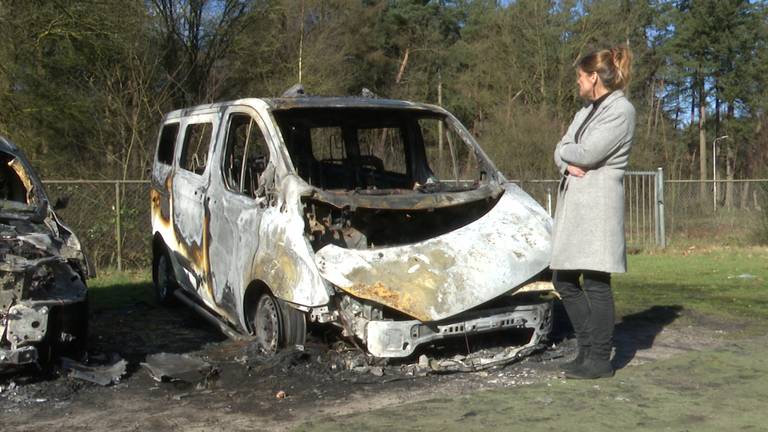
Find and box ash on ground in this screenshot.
[1,300,578,414]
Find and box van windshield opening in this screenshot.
[273,108,486,192]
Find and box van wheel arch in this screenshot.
[152,235,177,305]
[243,281,306,354]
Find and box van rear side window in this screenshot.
[180,122,213,175]
[157,123,179,165]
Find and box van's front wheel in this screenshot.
[250,293,306,354]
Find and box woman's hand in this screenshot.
[566,165,587,177]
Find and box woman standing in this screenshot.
[552,46,636,379]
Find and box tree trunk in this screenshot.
[724,101,735,209]
[674,88,680,129]
[653,80,664,132]
[698,77,707,199]
[298,0,305,84]
[714,79,720,138]
[438,75,443,175]
[395,48,410,84]
[690,82,696,127]
[645,79,654,139]
[740,181,750,209]
[725,144,734,209]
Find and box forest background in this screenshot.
[0,0,767,188]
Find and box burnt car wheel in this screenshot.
[56,299,89,357]
[37,300,89,369]
[153,249,177,305]
[250,293,306,354]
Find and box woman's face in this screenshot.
[576,68,597,100]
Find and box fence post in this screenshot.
[655,167,666,249]
[115,181,122,271]
[546,187,552,217]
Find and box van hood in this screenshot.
[314,183,552,322]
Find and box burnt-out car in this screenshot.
[151,93,554,358]
[0,137,89,370]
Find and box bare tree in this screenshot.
[150,0,254,104]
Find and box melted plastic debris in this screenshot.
[141,353,213,383]
[60,355,127,386]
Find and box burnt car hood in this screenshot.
[0,218,86,300]
[314,182,552,322]
[0,217,88,343]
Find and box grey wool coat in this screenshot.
[551,90,636,273]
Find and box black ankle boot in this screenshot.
[561,346,590,374]
[565,357,614,380]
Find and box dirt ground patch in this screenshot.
[0,301,731,431]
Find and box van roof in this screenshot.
[162,96,447,121]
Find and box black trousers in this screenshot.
[553,270,614,360]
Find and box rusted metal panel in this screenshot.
[315,183,552,322]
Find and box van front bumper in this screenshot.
[365,299,552,358]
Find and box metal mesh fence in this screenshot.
[664,180,768,246]
[624,172,662,250]
[37,177,768,271]
[44,181,151,272]
[516,176,768,249]
[517,173,663,251]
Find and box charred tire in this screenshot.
[153,248,178,306]
[38,299,89,369]
[56,298,89,358]
[249,293,306,354]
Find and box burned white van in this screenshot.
[150,93,554,358]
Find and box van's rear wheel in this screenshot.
[153,249,177,305]
[250,293,306,354]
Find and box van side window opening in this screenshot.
[157,123,179,165]
[180,122,213,175]
[224,115,248,191]
[242,120,271,196]
[223,114,270,196]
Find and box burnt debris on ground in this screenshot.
[60,354,127,386]
[0,298,576,414]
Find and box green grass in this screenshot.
[664,208,765,246]
[614,247,768,328]
[295,337,768,432]
[87,269,153,311]
[293,248,768,432]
